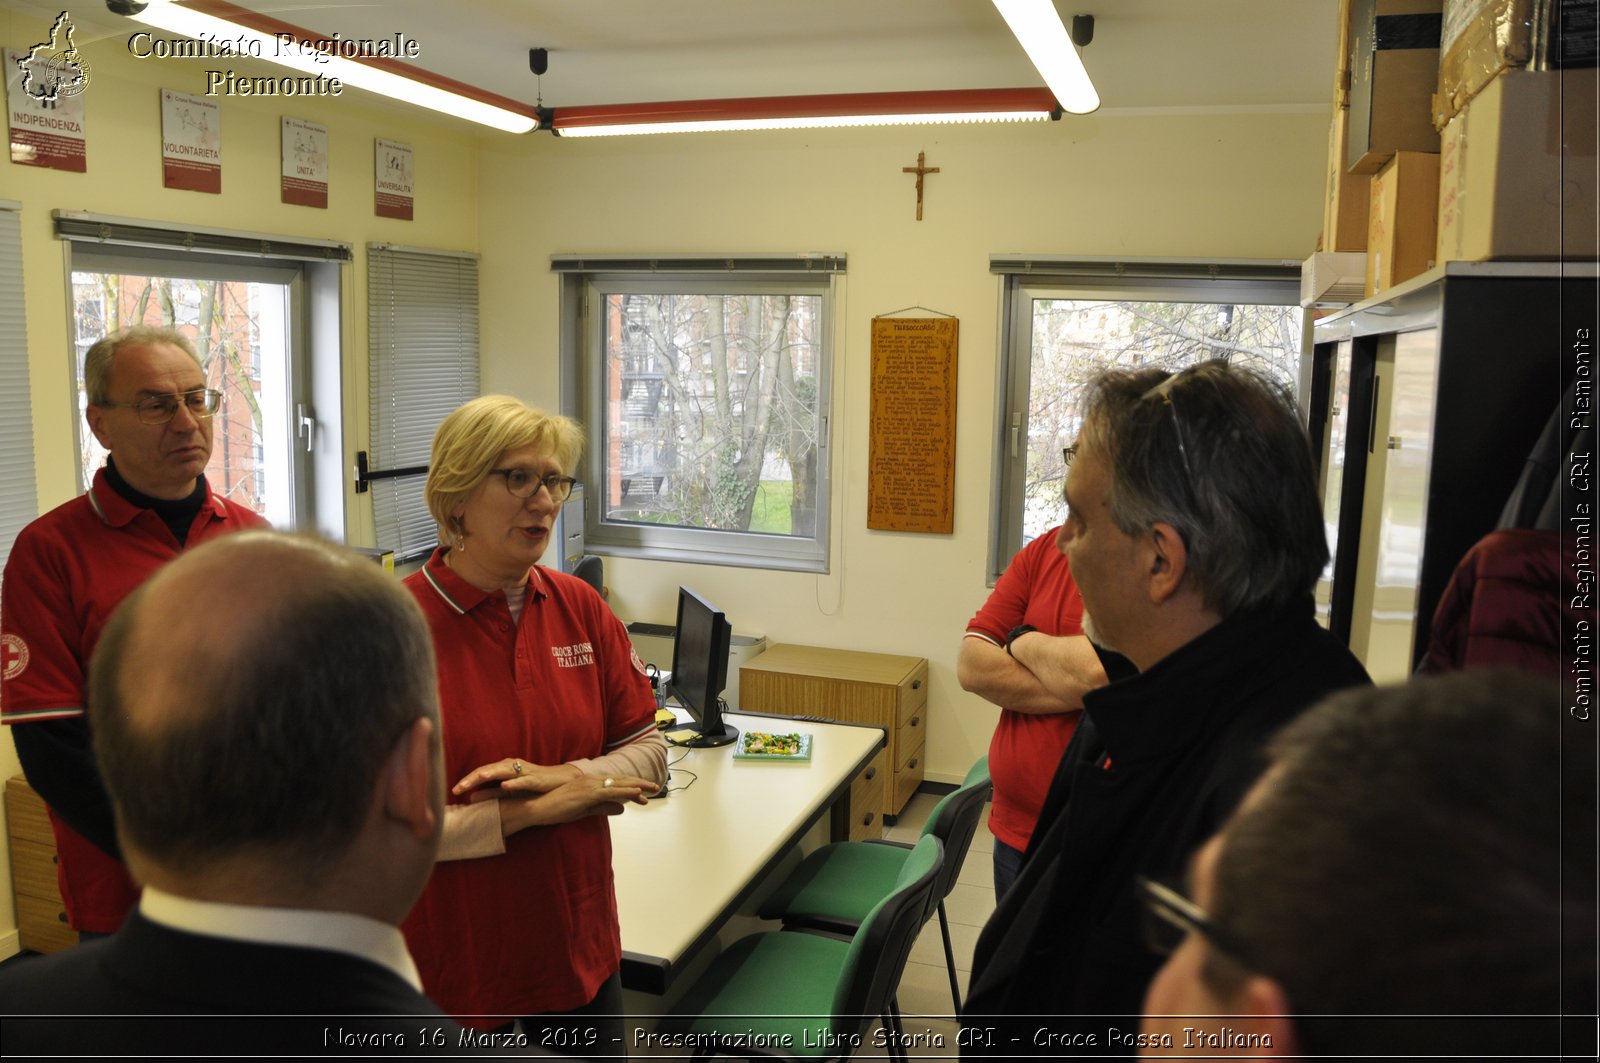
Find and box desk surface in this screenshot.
[610,712,883,994]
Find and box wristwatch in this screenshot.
[1004,624,1038,658]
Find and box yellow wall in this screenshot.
[474,110,1328,784]
[0,21,481,954]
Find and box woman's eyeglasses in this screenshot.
[490,468,578,503]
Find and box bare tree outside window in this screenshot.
[603,291,822,538]
[1020,298,1303,542]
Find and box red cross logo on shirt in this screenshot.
[1,634,29,681]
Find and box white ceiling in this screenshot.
[7,1,1341,121]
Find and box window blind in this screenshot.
[368,244,480,563]
[0,203,37,570]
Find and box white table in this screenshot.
[609,711,885,994]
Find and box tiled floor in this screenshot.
[855,790,997,1059]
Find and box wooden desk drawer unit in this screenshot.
[845,747,889,840]
[6,775,78,953]
[739,644,927,838]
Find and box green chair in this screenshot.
[758,756,992,1015]
[659,834,943,1061]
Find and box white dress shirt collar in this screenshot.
[139,887,423,991]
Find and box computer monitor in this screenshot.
[667,586,738,748]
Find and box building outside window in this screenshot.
[56,216,348,538]
[70,270,287,520]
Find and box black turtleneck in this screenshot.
[104,459,207,545]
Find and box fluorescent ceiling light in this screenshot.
[552,89,1060,138]
[992,0,1100,114]
[119,0,540,133]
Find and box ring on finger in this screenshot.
[603,777,615,789]
[512,760,524,776]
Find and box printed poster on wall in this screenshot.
[160,89,221,193]
[5,44,88,172]
[281,117,328,208]
[375,138,414,220]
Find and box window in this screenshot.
[367,244,480,563]
[58,213,349,536]
[0,202,37,570]
[68,256,295,522]
[988,257,1306,580]
[556,256,843,572]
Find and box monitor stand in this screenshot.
[674,719,740,749]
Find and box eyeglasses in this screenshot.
[1140,373,1196,482]
[490,468,578,503]
[1136,875,1261,971]
[99,388,222,425]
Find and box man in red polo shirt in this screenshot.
[1,325,267,936]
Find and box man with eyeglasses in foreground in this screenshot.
[962,360,1369,1052]
[1,325,267,940]
[1139,671,1590,1059]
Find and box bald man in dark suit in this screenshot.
[0,532,461,1054]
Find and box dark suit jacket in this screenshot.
[963,599,1371,1048]
[0,910,462,1056]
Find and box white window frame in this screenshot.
[987,256,1308,582]
[55,211,348,539]
[555,255,844,573]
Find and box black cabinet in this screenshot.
[1310,263,1597,679]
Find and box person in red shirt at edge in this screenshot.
[958,527,1110,898]
[1,325,267,938]
[401,395,666,1054]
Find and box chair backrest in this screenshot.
[918,756,993,908]
[572,553,604,594]
[830,834,943,1036]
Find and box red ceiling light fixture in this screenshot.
[547,87,1062,138]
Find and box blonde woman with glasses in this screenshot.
[400,395,666,1053]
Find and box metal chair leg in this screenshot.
[938,901,962,1014]
[884,997,908,1063]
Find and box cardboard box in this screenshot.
[1333,0,1358,108]
[1324,108,1373,251]
[1436,67,1599,261]
[1435,0,1534,125]
[1348,0,1445,173]
[1366,150,1441,295]
[1303,251,1370,307]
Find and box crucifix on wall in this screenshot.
[902,151,939,221]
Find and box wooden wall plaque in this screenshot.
[867,316,958,533]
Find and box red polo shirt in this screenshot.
[401,548,656,1021]
[964,526,1088,853]
[1,468,266,932]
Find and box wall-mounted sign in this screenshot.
[6,43,88,172]
[281,117,328,208]
[375,137,413,220]
[160,89,221,193]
